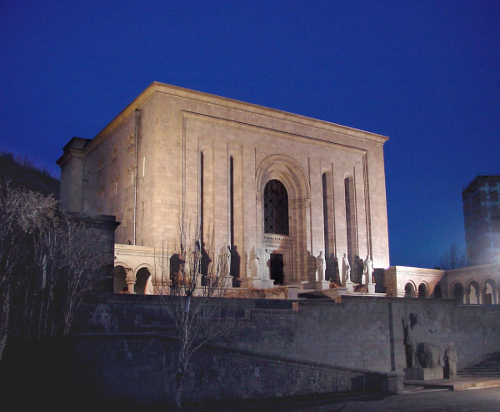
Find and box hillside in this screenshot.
[0,152,60,199]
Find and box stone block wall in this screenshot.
[70,334,391,407]
[68,213,120,289]
[67,294,500,406]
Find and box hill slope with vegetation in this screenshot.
[0,152,59,199]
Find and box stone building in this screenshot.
[385,175,500,305]
[462,175,500,266]
[384,262,500,304]
[58,82,390,293]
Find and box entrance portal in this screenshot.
[270,253,284,285]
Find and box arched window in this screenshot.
[452,283,464,304]
[322,173,330,254]
[404,282,414,298]
[229,156,234,247]
[484,281,496,304]
[344,177,357,269]
[434,283,443,299]
[135,267,152,294]
[468,282,480,304]
[199,151,204,239]
[418,284,427,299]
[322,172,334,281]
[113,265,128,293]
[264,180,289,235]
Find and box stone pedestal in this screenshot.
[367,283,376,294]
[287,285,299,299]
[313,280,331,290]
[404,367,444,381]
[301,280,330,290]
[322,287,348,300]
[345,280,355,293]
[244,278,275,290]
[332,287,348,295]
[384,371,405,393]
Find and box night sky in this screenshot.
[1,1,499,269]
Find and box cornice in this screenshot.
[154,82,389,145]
[83,82,389,154]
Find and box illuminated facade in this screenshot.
[58,82,390,293]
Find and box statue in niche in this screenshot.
[444,342,458,379]
[342,253,351,283]
[230,245,240,279]
[226,245,232,275]
[326,253,338,283]
[199,242,211,278]
[316,251,326,281]
[222,245,231,277]
[249,247,260,278]
[363,255,374,284]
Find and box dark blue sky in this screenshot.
[1,1,499,268]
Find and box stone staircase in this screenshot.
[459,352,500,377]
[404,353,500,392]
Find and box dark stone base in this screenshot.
[404,367,443,381]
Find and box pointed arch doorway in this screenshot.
[256,155,311,285]
[264,179,288,285]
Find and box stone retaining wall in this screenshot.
[71,333,397,407]
[67,294,500,406]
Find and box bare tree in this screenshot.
[154,219,234,409]
[0,184,109,362]
[438,243,467,270]
[54,216,109,335]
[0,185,57,360]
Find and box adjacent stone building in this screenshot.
[462,175,500,266]
[384,262,500,304]
[386,175,500,305]
[58,82,390,293]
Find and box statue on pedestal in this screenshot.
[363,255,374,285]
[403,316,419,368]
[444,342,458,379]
[342,253,351,283]
[249,246,260,278]
[316,251,326,281]
[225,245,231,277]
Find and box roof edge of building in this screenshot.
[85,81,389,153]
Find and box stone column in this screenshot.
[126,279,136,294]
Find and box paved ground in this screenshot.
[100,360,500,412]
[404,376,500,391]
[176,386,500,412]
[171,374,500,412]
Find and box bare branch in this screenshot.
[0,184,110,361]
[153,215,235,408]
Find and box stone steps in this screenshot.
[459,352,500,377]
[404,377,500,392]
[404,352,500,392]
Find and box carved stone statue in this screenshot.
[403,316,419,368]
[316,251,326,281]
[444,342,458,379]
[226,245,231,276]
[363,255,374,285]
[418,342,442,369]
[249,246,260,278]
[342,253,351,283]
[220,245,231,277]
